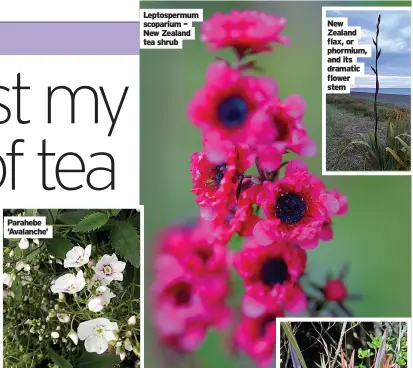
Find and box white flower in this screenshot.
[57,314,71,323]
[88,274,111,289]
[9,250,14,257]
[87,286,116,312]
[51,271,85,294]
[64,244,92,268]
[51,331,60,339]
[15,261,30,273]
[3,273,13,288]
[68,330,79,345]
[77,318,118,354]
[127,315,136,326]
[94,254,126,282]
[119,351,126,361]
[18,238,29,249]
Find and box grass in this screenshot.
[325,94,411,171]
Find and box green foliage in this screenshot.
[77,352,121,368]
[111,221,140,268]
[48,346,73,368]
[73,212,111,232]
[46,235,74,258]
[340,119,411,171]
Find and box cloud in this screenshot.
[327,9,411,88]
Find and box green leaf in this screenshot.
[46,209,59,224]
[281,322,307,368]
[73,213,110,233]
[24,209,38,217]
[48,346,73,368]
[77,352,120,368]
[111,221,140,268]
[110,209,121,217]
[46,236,73,259]
[58,210,90,225]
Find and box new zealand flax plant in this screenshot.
[337,14,411,171]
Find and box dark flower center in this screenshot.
[259,315,276,337]
[260,258,289,287]
[274,118,290,141]
[195,246,212,264]
[208,164,228,187]
[170,282,192,306]
[218,96,248,128]
[275,193,306,224]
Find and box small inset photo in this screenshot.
[323,7,411,174]
[3,208,141,368]
[277,319,409,368]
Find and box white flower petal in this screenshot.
[84,244,92,259]
[84,335,108,354]
[88,297,104,312]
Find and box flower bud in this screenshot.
[68,330,78,345]
[127,315,137,326]
[19,238,29,250]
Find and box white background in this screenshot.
[0,55,140,208]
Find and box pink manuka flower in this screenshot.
[157,225,229,276]
[253,160,346,249]
[200,183,261,243]
[153,226,232,352]
[250,95,316,171]
[233,238,307,317]
[233,309,284,368]
[201,10,289,57]
[190,146,254,220]
[187,62,278,163]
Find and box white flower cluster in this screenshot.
[47,244,128,355]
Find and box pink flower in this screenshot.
[233,238,307,316]
[157,225,229,278]
[152,226,232,352]
[323,279,348,302]
[233,310,284,368]
[320,190,348,241]
[190,146,254,220]
[250,95,316,171]
[253,160,346,249]
[200,183,261,242]
[201,10,289,57]
[187,62,278,162]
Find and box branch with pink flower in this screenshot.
[151,9,360,367]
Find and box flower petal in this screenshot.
[84,335,108,354]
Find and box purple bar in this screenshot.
[0,22,140,55]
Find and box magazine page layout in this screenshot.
[0,1,141,368]
[140,1,412,368]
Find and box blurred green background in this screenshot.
[141,1,411,366]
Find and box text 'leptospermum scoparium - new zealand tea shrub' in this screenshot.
[151,10,359,367]
[3,209,140,368]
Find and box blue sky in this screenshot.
[327,9,411,89]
